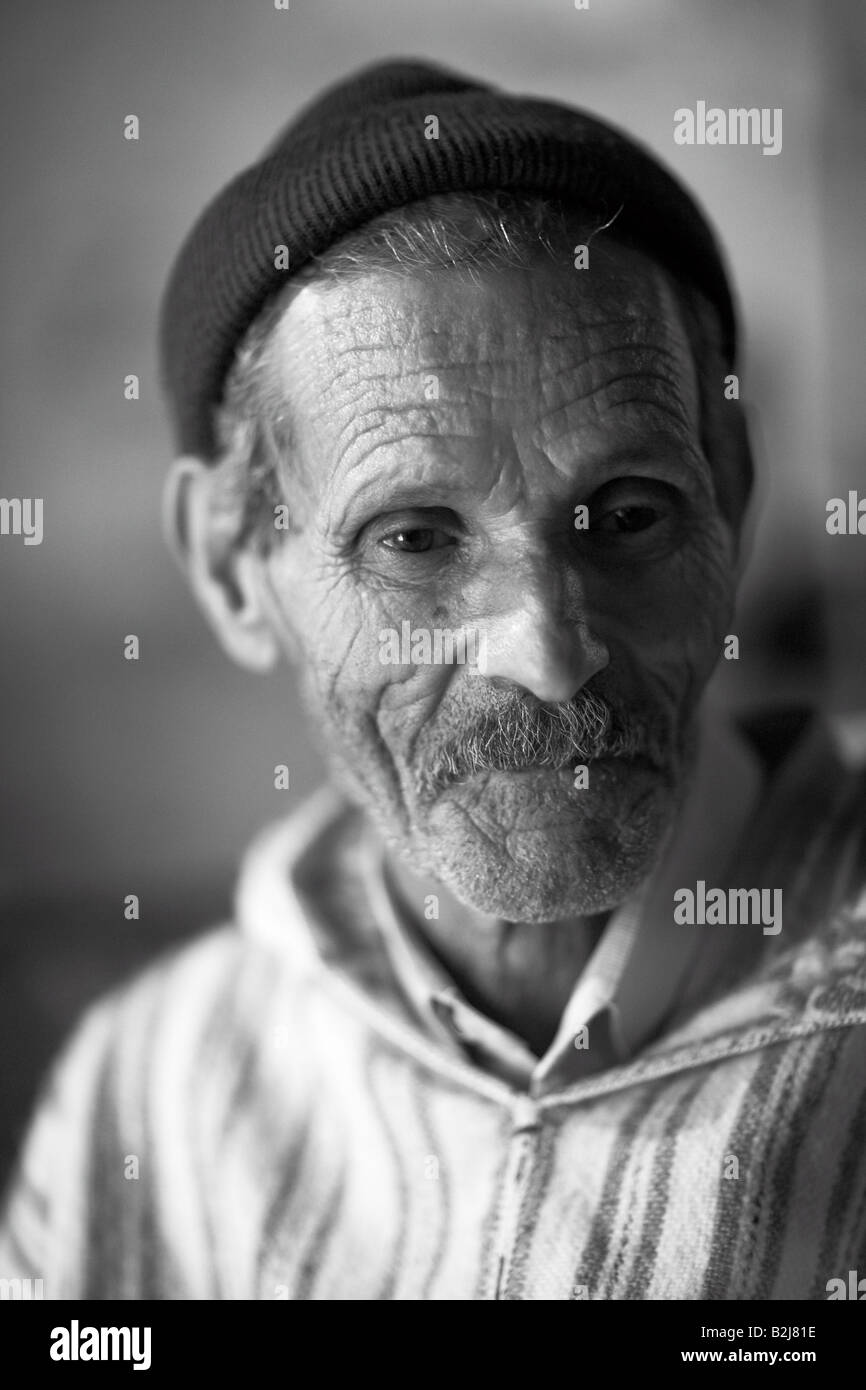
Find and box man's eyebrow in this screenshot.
[324,432,713,534]
[574,436,714,491]
[326,467,469,535]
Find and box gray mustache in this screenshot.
[417,688,665,796]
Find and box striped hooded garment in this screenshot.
[1,710,865,1300]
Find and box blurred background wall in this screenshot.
[1,0,863,1177]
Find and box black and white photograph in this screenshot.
[0,0,864,1346]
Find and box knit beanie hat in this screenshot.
[159,58,737,461]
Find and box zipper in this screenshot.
[491,1094,542,1300]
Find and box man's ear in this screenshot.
[162,455,280,671]
[722,401,755,536]
[710,399,756,573]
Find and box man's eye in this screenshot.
[596,505,660,534]
[380,527,454,553]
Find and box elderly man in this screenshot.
[2,59,865,1302]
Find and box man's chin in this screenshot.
[412,758,676,920]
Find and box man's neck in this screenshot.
[382,854,608,1055]
[380,707,765,1056]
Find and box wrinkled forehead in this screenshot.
[268,240,702,491]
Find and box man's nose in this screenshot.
[478,558,609,704]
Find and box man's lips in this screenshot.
[586,752,660,770]
[444,752,661,782]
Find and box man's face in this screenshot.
[254,245,739,920]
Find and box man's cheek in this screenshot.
[680,544,739,668]
[626,541,734,647]
[290,567,381,677]
[376,665,460,760]
[291,590,377,719]
[300,624,419,744]
[604,556,733,720]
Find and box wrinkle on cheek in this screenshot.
[637,583,728,720]
[372,658,446,750]
[598,536,733,733]
[361,680,432,829]
[291,547,388,659]
[299,558,453,800]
